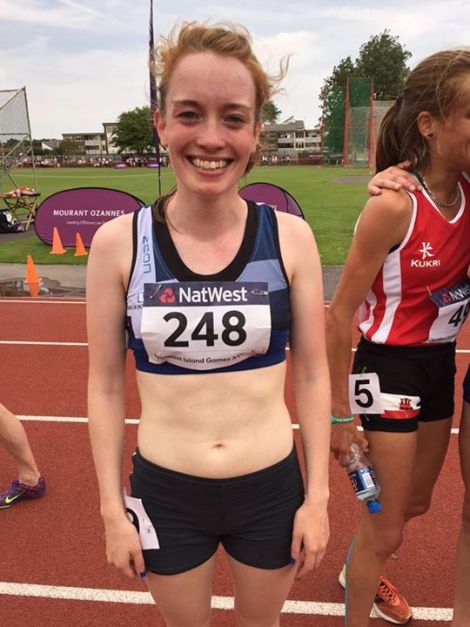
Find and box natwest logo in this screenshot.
[179,285,248,304]
[160,287,176,303]
[411,241,441,268]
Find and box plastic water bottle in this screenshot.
[346,442,382,513]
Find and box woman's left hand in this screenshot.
[290,501,329,578]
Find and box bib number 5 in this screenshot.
[348,373,384,414]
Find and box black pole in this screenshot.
[149,0,161,197]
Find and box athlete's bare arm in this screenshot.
[87,214,145,579]
[277,212,330,576]
[326,191,413,464]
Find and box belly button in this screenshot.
[213,443,224,449]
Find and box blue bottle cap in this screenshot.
[367,499,382,514]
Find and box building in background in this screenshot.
[260,117,322,163]
[102,122,119,155]
[61,131,107,156]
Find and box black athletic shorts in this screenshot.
[129,446,305,575]
[352,337,456,433]
[463,365,470,404]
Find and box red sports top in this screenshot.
[358,173,470,346]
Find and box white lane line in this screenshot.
[293,423,460,435]
[2,339,470,356]
[18,415,140,425]
[0,582,453,620]
[0,340,87,346]
[0,336,470,355]
[0,299,85,304]
[17,415,460,435]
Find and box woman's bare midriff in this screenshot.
[136,361,294,478]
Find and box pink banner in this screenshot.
[238,182,304,218]
[34,187,145,247]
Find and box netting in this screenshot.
[321,85,345,165]
[345,78,373,167]
[322,78,393,168]
[0,87,36,192]
[369,100,394,169]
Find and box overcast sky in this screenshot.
[0,0,469,139]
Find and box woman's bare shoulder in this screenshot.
[90,211,134,252]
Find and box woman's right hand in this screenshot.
[103,515,146,578]
[330,422,369,467]
[368,161,420,196]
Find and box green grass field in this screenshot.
[0,165,372,265]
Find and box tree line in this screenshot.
[29,31,410,156]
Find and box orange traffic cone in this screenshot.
[74,232,88,257]
[50,227,66,255]
[25,255,40,297]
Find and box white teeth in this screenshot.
[192,158,228,170]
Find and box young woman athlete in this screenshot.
[327,49,470,626]
[368,159,470,626]
[87,22,330,627]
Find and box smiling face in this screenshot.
[156,51,261,202]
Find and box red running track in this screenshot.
[0,297,467,626]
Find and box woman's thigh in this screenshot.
[145,555,216,627]
[407,417,453,516]
[356,430,418,552]
[227,554,297,627]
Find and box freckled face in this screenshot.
[156,51,260,200]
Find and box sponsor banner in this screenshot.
[114,163,128,169]
[34,187,145,247]
[239,182,304,218]
[147,162,160,168]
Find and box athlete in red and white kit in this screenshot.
[327,48,470,626]
[359,173,470,348]
[367,160,470,626]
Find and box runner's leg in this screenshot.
[0,403,41,484]
[145,555,216,627]
[227,554,297,627]
[453,402,470,626]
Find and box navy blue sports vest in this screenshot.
[126,201,290,374]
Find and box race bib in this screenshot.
[124,492,159,550]
[140,281,271,370]
[349,372,384,414]
[427,279,470,342]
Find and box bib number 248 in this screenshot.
[164,310,247,347]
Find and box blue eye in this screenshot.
[178,111,199,121]
[226,115,245,126]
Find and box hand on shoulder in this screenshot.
[368,161,421,196]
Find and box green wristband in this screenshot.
[330,415,354,424]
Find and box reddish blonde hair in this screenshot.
[151,21,286,124]
[150,22,288,220]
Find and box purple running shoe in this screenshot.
[0,477,46,509]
